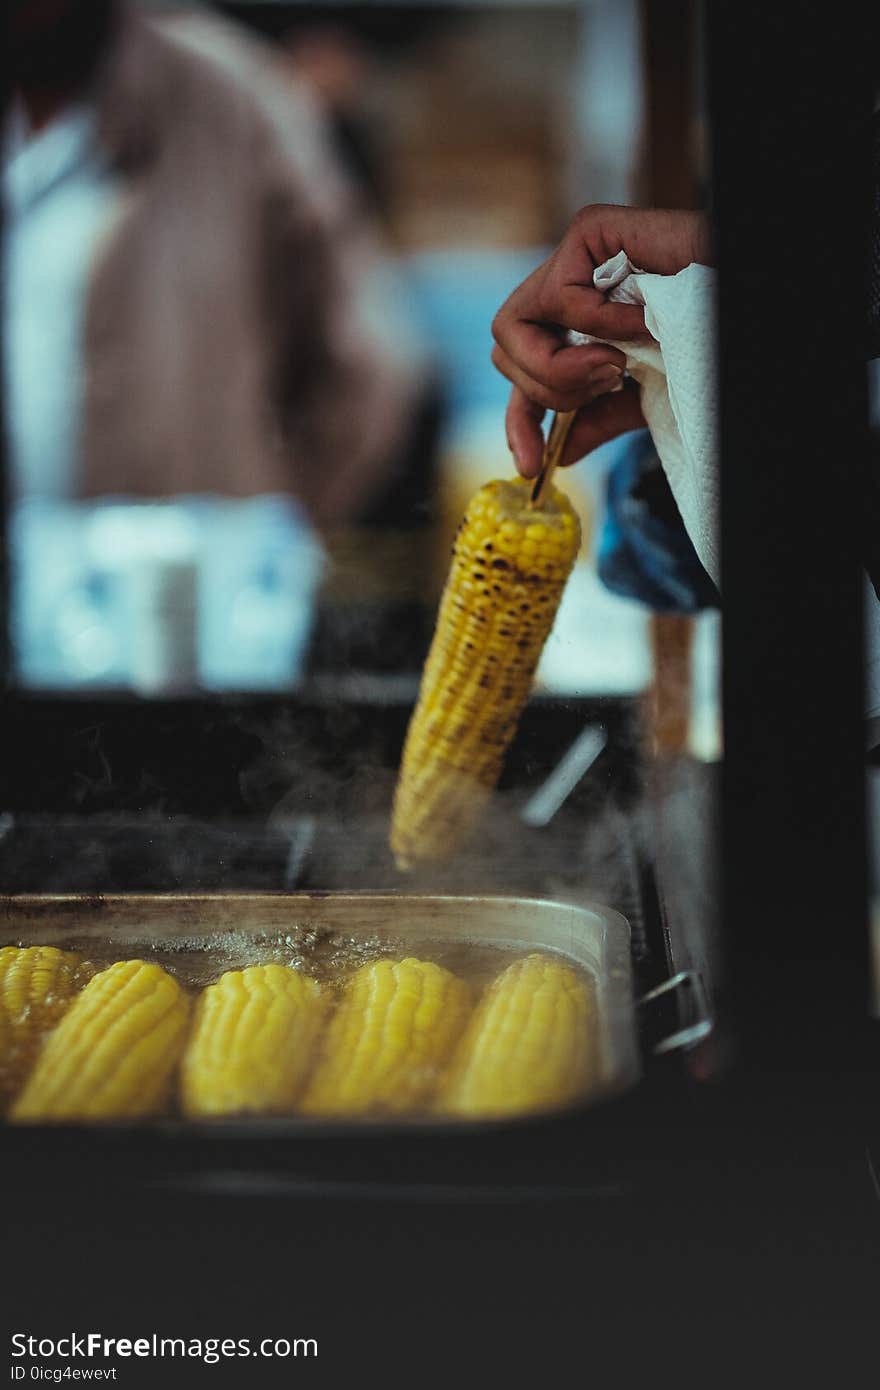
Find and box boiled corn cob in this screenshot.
[440,953,598,1118]
[391,476,580,869]
[11,959,189,1122]
[302,957,470,1116]
[0,946,89,1109]
[181,964,326,1117]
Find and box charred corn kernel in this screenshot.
[302,957,471,1116]
[440,953,598,1118]
[391,477,580,869]
[181,964,326,1117]
[11,960,189,1122]
[0,946,89,1109]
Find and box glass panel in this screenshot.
[0,1,722,1097]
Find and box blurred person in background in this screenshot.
[491,193,880,733]
[272,15,445,675]
[278,22,389,229]
[3,1,426,688]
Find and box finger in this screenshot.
[506,376,643,479]
[492,344,594,412]
[559,383,646,466]
[569,205,713,276]
[590,365,628,391]
[552,283,650,343]
[543,235,651,339]
[493,315,627,390]
[505,386,546,478]
[491,342,623,413]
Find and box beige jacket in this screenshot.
[79,8,417,526]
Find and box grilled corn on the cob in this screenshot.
[302,957,470,1116]
[440,953,598,1118]
[181,964,326,1117]
[391,476,580,869]
[0,945,89,1109]
[11,959,189,1122]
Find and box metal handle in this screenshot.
[520,724,607,827]
[637,970,713,1056]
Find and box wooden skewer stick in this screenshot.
[529,410,577,509]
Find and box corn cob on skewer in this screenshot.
[391,476,580,869]
[181,964,326,1117]
[302,957,470,1116]
[0,946,90,1110]
[11,959,189,1122]
[440,953,598,1118]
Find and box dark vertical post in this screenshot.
[638,0,699,210]
[639,0,701,762]
[0,46,10,689]
[706,3,874,1075]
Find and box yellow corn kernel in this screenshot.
[181,964,326,1117]
[0,946,90,1109]
[440,953,598,1118]
[391,477,580,869]
[302,957,471,1116]
[11,960,190,1122]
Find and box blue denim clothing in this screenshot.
[597,430,720,613]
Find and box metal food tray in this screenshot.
[0,891,640,1131]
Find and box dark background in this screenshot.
[3,1,880,1382]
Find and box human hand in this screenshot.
[491,205,711,476]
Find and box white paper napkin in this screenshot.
[574,251,880,737]
[568,248,720,584]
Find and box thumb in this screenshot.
[560,382,646,465]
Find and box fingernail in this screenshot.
[591,368,624,397]
[591,365,623,382]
